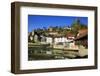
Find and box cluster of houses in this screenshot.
[28,27,87,49]
[29,30,72,44]
[28,26,88,59]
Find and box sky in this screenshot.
[28,15,88,32]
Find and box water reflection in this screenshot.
[28,43,88,60]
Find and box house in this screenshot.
[46,36,53,44]
[28,32,33,42]
[77,29,88,37]
[40,35,46,43]
[66,32,75,40]
[54,37,68,44]
[34,34,38,42]
[45,32,67,45]
[45,31,76,48]
[74,29,88,57]
[74,29,88,48]
[45,31,58,44]
[48,27,53,32]
[64,32,77,48]
[30,36,33,41]
[63,26,72,30]
[28,30,40,43]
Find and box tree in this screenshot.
[71,18,87,36]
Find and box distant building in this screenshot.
[34,34,38,42]
[77,29,88,37]
[45,31,76,47]
[63,26,71,30]
[40,35,46,42]
[73,29,88,57]
[66,32,75,40]
[54,37,68,44]
[28,30,40,43]
[30,36,33,41]
[28,32,33,42]
[46,37,53,44]
[48,27,53,32]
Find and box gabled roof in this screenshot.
[74,29,88,40]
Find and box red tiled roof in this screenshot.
[66,32,75,38]
[74,29,88,40]
[78,29,88,35]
